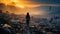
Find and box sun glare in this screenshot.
[16,4,25,8]
[10,0,19,2]
[0,0,43,15]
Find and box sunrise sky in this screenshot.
[0,0,60,15]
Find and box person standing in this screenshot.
[26,12,30,27]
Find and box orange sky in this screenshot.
[0,0,42,15]
[0,0,60,15]
[0,0,40,8]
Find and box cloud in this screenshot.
[0,0,60,15]
[0,3,7,12]
[0,3,25,14]
[0,0,60,8]
[28,0,60,4]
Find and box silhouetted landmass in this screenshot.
[0,10,60,34]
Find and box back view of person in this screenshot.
[26,12,30,26]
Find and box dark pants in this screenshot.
[26,20,30,26]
